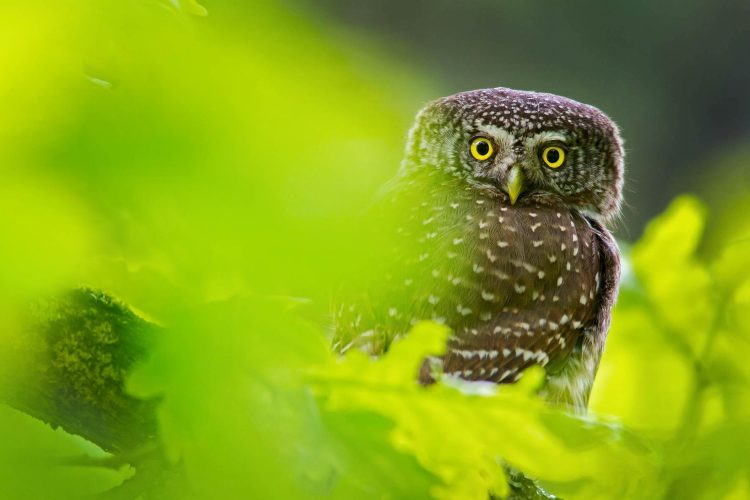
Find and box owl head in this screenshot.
[403,87,624,222]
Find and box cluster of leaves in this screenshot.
[590,197,750,498]
[0,1,749,499]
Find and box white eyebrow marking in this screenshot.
[523,131,569,151]
[475,125,516,149]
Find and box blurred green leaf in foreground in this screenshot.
[0,0,749,499]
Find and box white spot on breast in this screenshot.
[479,220,489,229]
[497,241,509,248]
[453,349,499,360]
[548,255,557,263]
[552,295,559,302]
[453,237,464,245]
[480,312,492,321]
[450,202,459,209]
[529,212,538,218]
[514,284,526,294]
[479,232,488,239]
[493,270,510,280]
[431,269,440,277]
[515,261,537,272]
[428,294,440,304]
[560,314,569,325]
[486,250,497,262]
[532,240,544,247]
[388,308,398,317]
[422,217,434,225]
[537,271,545,279]
[447,251,457,259]
[473,263,485,273]
[481,290,496,301]
[566,261,571,271]
[579,294,588,305]
[537,351,550,366]
[557,277,563,286]
[573,247,579,256]
[530,223,541,232]
[457,305,472,316]
[573,320,583,329]
[561,243,567,251]
[514,348,533,362]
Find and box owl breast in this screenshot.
[404,188,603,384]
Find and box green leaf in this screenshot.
[631,196,716,357]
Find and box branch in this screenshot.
[0,288,160,454]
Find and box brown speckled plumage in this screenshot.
[333,87,623,411]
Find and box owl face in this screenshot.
[405,87,624,221]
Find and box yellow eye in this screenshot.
[470,137,494,161]
[541,146,566,168]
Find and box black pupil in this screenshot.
[546,148,560,163]
[475,140,490,156]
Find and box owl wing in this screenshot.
[580,218,621,367]
[331,172,432,356]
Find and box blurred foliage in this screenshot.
[0,1,749,499]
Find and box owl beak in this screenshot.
[506,165,524,205]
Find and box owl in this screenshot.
[333,87,623,411]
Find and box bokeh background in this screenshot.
[320,0,750,238]
[0,1,748,499]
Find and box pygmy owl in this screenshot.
[333,87,623,411]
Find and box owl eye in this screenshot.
[541,146,566,169]
[469,137,494,161]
